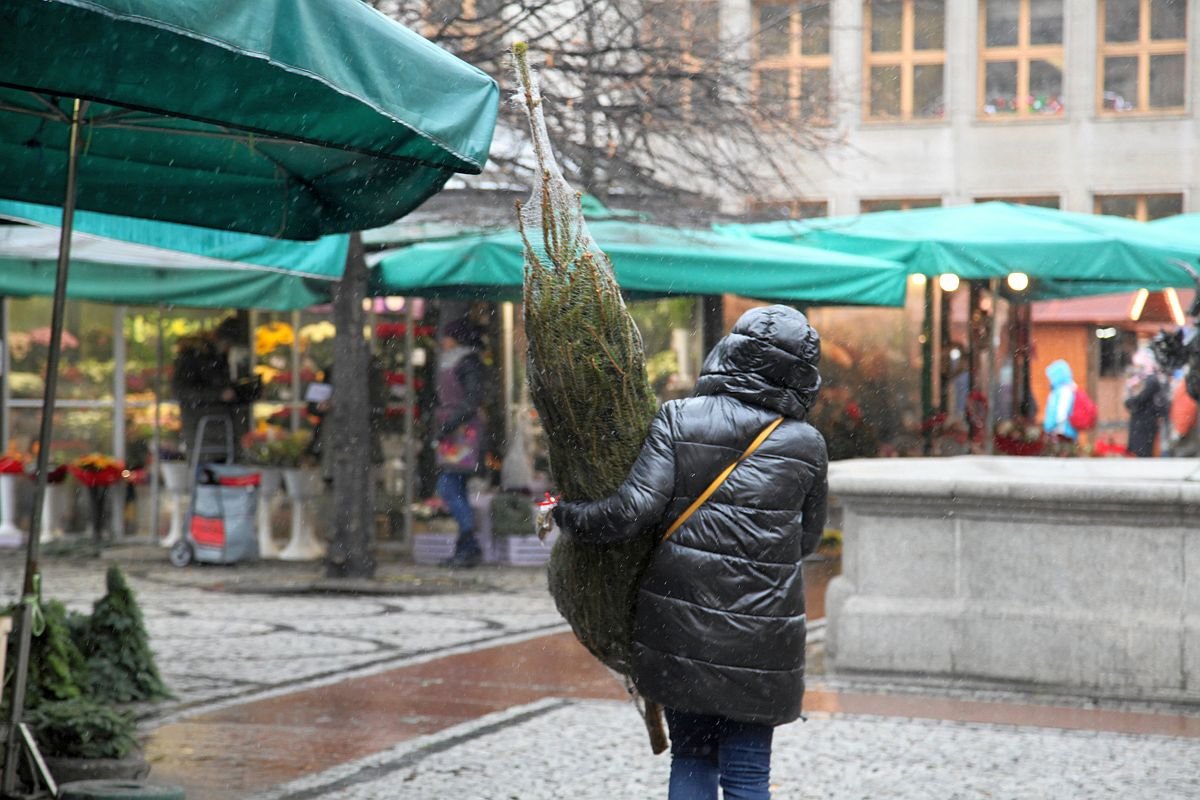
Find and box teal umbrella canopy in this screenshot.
[0,0,499,239]
[371,219,910,306]
[1150,213,1200,240]
[0,208,342,310]
[718,202,1200,298]
[0,200,348,283]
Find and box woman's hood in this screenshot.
[694,305,822,419]
[1046,358,1075,388]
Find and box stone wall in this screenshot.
[825,456,1200,701]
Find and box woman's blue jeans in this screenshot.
[435,472,479,556]
[665,708,774,800]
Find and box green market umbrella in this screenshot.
[0,221,334,310]
[0,1,498,783]
[717,202,1200,298]
[0,0,498,239]
[0,201,347,309]
[720,202,1200,451]
[371,219,910,307]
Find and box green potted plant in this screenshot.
[5,566,171,786]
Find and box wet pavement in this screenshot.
[3,546,1199,799]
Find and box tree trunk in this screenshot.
[327,232,376,579]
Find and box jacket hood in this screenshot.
[1046,359,1075,389]
[694,305,821,419]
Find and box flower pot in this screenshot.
[158,462,190,548]
[278,467,325,561]
[256,467,283,559]
[84,486,111,544]
[38,482,66,544]
[0,473,27,547]
[44,751,150,784]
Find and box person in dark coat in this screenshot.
[434,318,487,567]
[1125,347,1168,457]
[172,316,254,459]
[553,305,828,800]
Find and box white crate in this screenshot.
[412,532,456,565]
[500,526,558,567]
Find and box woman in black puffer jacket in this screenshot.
[554,305,828,800]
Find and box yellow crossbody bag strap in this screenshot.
[661,416,784,543]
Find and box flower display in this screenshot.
[375,322,435,340]
[241,427,313,468]
[0,451,28,475]
[299,321,337,345]
[255,321,295,356]
[68,454,125,488]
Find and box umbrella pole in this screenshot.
[983,278,1001,456]
[921,280,934,454]
[402,298,415,552]
[3,98,84,794]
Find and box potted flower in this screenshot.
[67,454,125,544]
[240,426,290,558]
[30,464,70,543]
[993,417,1045,456]
[0,449,29,546]
[8,565,171,786]
[271,430,325,561]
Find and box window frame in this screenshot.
[745,198,830,220]
[863,0,948,123]
[752,2,833,122]
[860,197,943,212]
[1093,192,1185,220]
[644,0,722,120]
[977,0,1067,120]
[975,194,1062,208]
[1096,0,1189,115]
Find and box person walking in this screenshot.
[1125,347,1169,457]
[1167,367,1200,457]
[1041,359,1079,443]
[434,318,487,567]
[552,305,828,800]
[172,316,255,459]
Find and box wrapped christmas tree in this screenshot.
[512,43,665,752]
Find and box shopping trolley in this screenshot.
[169,415,260,567]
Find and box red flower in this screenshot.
[844,402,862,422]
[375,323,436,340]
[0,455,26,475]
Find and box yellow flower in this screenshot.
[254,365,281,384]
[255,321,295,355]
[299,321,336,345]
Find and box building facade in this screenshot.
[721,0,1197,218]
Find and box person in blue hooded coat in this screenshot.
[553,305,829,800]
[1042,359,1079,442]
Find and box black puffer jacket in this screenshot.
[555,305,828,726]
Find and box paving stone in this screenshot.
[262,700,1200,800]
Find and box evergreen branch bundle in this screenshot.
[512,44,665,752]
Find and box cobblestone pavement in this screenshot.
[4,546,1200,799]
[254,699,1200,800]
[0,546,563,718]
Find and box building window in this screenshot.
[753,2,832,121]
[746,198,829,220]
[860,197,942,212]
[1097,327,1137,377]
[648,0,721,115]
[1094,192,1184,220]
[864,0,946,121]
[979,0,1066,117]
[975,194,1061,208]
[1099,0,1188,113]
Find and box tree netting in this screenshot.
[512,43,665,751]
